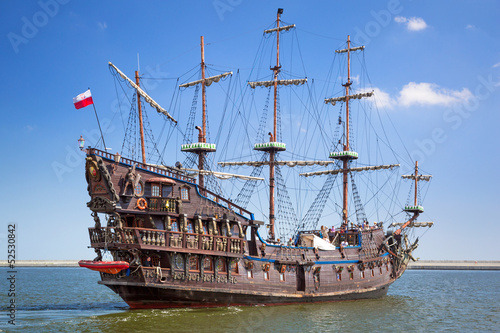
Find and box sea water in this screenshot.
[0,268,499,332]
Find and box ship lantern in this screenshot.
[78,135,85,150]
[114,152,121,163]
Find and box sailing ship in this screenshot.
[79,9,433,308]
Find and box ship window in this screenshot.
[187,221,194,233]
[151,256,160,267]
[180,187,190,201]
[171,220,179,232]
[349,272,354,280]
[264,271,270,280]
[152,184,160,197]
[162,185,173,197]
[134,182,144,196]
[232,225,239,237]
[371,270,374,277]
[360,271,365,279]
[204,257,213,272]
[279,273,285,282]
[189,256,199,271]
[217,259,227,273]
[379,267,383,275]
[202,224,208,235]
[247,270,253,279]
[336,273,342,281]
[230,261,239,274]
[386,265,389,272]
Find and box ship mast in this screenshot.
[268,8,283,240]
[108,62,177,163]
[395,160,433,234]
[311,36,375,226]
[341,35,353,226]
[135,71,147,165]
[199,36,207,189]
[178,38,233,191]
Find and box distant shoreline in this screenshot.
[1,260,499,270]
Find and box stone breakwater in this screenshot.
[407,260,500,270]
[1,260,499,270]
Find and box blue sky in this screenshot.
[0,1,499,261]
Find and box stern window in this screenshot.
[180,187,190,201]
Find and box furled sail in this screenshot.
[300,164,400,177]
[179,72,233,88]
[180,168,264,181]
[264,24,296,34]
[401,174,432,181]
[108,62,177,124]
[248,79,307,89]
[336,45,365,53]
[218,160,336,168]
[324,91,374,106]
[390,222,434,228]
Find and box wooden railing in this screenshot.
[147,197,177,213]
[88,148,196,183]
[89,227,244,255]
[88,148,254,220]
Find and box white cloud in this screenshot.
[394,16,406,24]
[394,16,428,31]
[97,22,108,30]
[493,62,500,68]
[367,88,396,109]
[363,83,472,110]
[465,24,476,30]
[398,82,472,107]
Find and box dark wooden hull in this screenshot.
[101,280,393,309]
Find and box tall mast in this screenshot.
[135,70,147,164]
[268,8,283,240]
[323,36,372,226]
[178,38,232,190]
[241,8,305,240]
[199,36,207,189]
[342,35,352,226]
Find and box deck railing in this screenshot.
[89,227,245,255]
[147,198,177,213]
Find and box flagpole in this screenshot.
[89,90,107,150]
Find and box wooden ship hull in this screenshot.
[84,148,411,309]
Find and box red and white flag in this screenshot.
[73,89,94,109]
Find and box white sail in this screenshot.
[324,91,374,106]
[300,164,400,177]
[248,79,307,89]
[179,72,233,88]
[218,160,336,168]
[108,62,177,124]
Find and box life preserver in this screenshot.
[137,198,147,210]
[264,263,270,272]
[280,265,286,273]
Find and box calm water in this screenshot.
[1,268,499,332]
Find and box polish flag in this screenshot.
[73,89,94,109]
